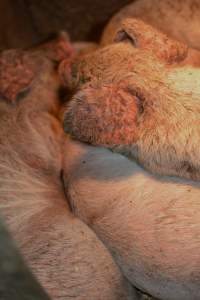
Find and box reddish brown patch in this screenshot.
[115,18,188,64]
[0,50,39,103]
[58,59,74,88]
[0,33,74,104]
[37,32,74,62]
[64,82,140,146]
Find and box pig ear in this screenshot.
[114,24,138,47]
[0,49,39,103]
[58,58,78,90]
[33,31,74,63]
[114,18,188,64]
[64,81,141,146]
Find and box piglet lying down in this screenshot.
[0,36,136,300]
[63,18,200,300]
[63,18,200,181]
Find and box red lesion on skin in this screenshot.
[112,18,188,64]
[58,59,74,88]
[0,50,38,103]
[64,82,140,146]
[0,33,75,104]
[37,33,74,63]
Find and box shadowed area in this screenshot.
[0,216,52,300]
[0,0,134,49]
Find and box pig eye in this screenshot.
[135,93,144,114]
[114,30,137,47]
[127,87,145,114]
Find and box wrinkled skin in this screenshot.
[0,37,137,300]
[63,18,200,181]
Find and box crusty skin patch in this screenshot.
[0,32,74,104]
[0,50,39,103]
[101,0,200,52]
[101,4,200,67]
[64,81,140,146]
[63,34,200,180]
[112,18,188,64]
[34,31,74,63]
[59,18,191,94]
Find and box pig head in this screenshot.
[63,18,200,181]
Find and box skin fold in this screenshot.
[0,37,137,300]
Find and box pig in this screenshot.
[101,17,200,67]
[101,0,200,67]
[101,0,200,51]
[0,35,137,300]
[63,137,200,300]
[63,18,200,181]
[62,19,200,300]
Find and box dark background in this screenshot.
[0,0,134,49]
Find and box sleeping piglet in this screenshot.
[63,18,200,181]
[0,34,136,300]
[61,19,200,300]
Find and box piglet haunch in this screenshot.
[63,18,200,181]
